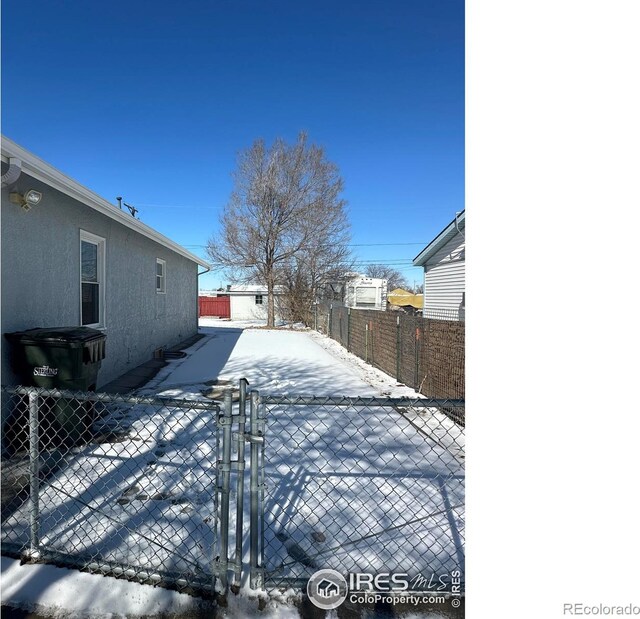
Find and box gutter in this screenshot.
[454,211,465,240]
[413,210,465,266]
[1,157,22,187]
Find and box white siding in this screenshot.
[230,294,268,321]
[423,234,465,319]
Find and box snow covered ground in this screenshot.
[0,555,302,619]
[2,319,464,618]
[142,318,419,398]
[261,399,464,586]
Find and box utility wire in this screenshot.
[181,243,424,249]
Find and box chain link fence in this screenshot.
[313,303,465,412]
[1,385,222,595]
[2,384,465,598]
[257,395,465,592]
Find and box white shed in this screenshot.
[226,285,284,321]
[413,211,465,321]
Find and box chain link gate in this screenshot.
[2,383,465,597]
[247,393,465,594]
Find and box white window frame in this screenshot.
[156,258,166,294]
[255,294,263,305]
[355,286,377,308]
[79,230,106,328]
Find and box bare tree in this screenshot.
[280,236,353,324]
[363,264,410,291]
[207,133,350,327]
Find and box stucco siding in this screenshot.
[1,173,198,388]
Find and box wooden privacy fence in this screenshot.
[199,295,230,318]
[313,303,465,415]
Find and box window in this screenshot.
[80,231,105,327]
[156,259,166,293]
[255,294,263,305]
[355,286,377,308]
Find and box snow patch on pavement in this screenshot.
[0,556,210,618]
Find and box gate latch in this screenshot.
[244,432,264,444]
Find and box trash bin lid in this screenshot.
[5,326,106,346]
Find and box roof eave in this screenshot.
[1,136,210,269]
[413,211,465,267]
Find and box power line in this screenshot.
[351,242,424,247]
[183,252,414,265]
[182,247,415,263]
[181,242,424,249]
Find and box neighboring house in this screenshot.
[200,285,283,321]
[344,276,388,311]
[413,211,465,320]
[1,136,210,388]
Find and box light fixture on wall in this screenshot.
[9,189,43,212]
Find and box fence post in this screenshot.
[329,304,333,339]
[248,390,264,589]
[371,319,375,366]
[218,390,233,592]
[422,318,429,396]
[233,378,249,588]
[28,390,41,559]
[414,326,420,389]
[365,320,369,363]
[396,314,401,382]
[347,308,351,351]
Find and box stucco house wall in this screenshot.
[1,138,207,389]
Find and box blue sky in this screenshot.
[2,0,464,290]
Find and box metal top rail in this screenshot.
[1,385,220,411]
[259,394,465,408]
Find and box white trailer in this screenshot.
[344,277,388,311]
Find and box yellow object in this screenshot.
[387,288,423,309]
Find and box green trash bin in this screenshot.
[5,327,106,447]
